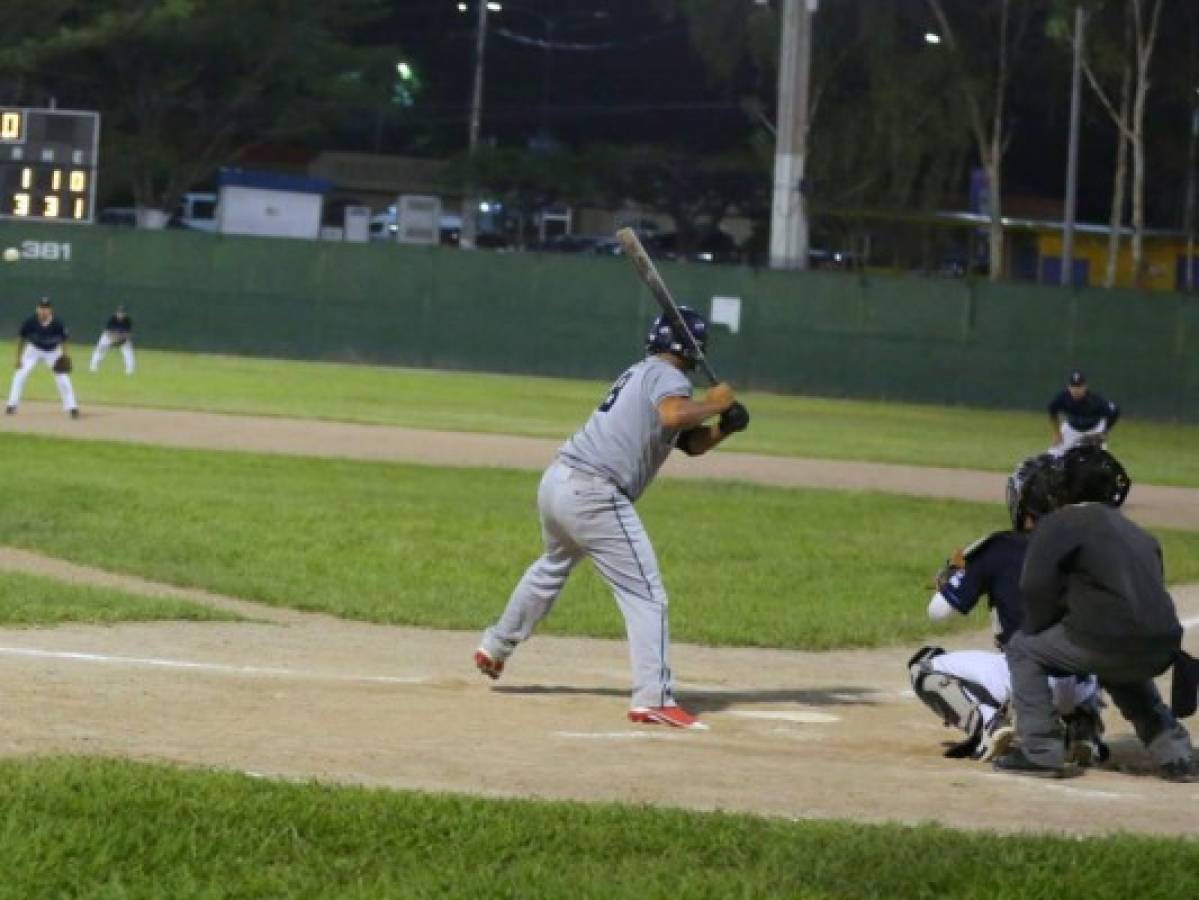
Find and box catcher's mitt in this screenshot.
[719,401,750,434]
[933,548,966,591]
[53,354,72,374]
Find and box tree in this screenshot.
[925,0,1034,281]
[1077,0,1165,287]
[0,0,397,219]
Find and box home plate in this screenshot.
[727,710,841,724]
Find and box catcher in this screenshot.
[89,304,135,374]
[6,297,79,419]
[908,453,1105,763]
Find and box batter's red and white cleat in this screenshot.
[474,648,504,681]
[628,705,709,731]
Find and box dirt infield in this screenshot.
[1,404,1198,836]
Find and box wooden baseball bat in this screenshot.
[615,227,720,386]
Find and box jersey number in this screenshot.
[598,370,634,412]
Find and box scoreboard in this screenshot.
[0,107,99,223]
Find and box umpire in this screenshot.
[994,446,1196,781]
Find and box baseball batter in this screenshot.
[6,297,79,419]
[89,305,135,374]
[475,308,750,730]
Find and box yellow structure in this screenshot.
[1035,229,1195,292]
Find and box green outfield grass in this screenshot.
[3,433,1198,651]
[0,568,236,627]
[1,757,1195,899]
[35,349,1199,486]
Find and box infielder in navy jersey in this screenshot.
[89,305,135,374]
[909,454,1103,763]
[6,297,79,418]
[475,308,749,730]
[1047,369,1119,456]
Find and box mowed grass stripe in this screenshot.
[3,433,1199,651]
[0,568,236,627]
[35,349,1199,487]
[1,757,1196,899]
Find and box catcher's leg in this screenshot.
[909,648,1012,758]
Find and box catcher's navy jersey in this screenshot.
[19,315,67,350]
[939,530,1028,646]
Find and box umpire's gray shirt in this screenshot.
[558,356,692,502]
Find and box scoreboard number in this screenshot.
[0,108,98,223]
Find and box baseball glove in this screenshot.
[933,548,966,591]
[53,354,72,374]
[719,401,750,434]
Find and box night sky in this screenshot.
[375,0,1196,225]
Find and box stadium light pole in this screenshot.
[1060,5,1085,287]
[769,0,816,270]
[460,0,493,250]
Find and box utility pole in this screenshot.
[460,0,489,250]
[1185,99,1199,291]
[769,0,814,270]
[1061,5,1085,287]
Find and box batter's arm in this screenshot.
[658,383,734,431]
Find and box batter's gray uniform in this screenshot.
[480,356,692,709]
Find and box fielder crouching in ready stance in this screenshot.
[993,446,1197,780]
[909,454,1105,764]
[6,297,79,419]
[475,308,749,730]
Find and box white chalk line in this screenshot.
[971,771,1138,801]
[0,646,426,685]
[551,730,685,741]
[726,710,841,725]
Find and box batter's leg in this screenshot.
[581,494,674,710]
[481,466,583,660]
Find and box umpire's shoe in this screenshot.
[1159,757,1199,783]
[993,748,1081,779]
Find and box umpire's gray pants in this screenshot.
[483,462,674,710]
[1007,624,1193,768]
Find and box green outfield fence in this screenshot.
[1,222,1196,421]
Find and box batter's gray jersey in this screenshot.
[557,356,692,501]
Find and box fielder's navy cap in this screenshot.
[36,297,51,307]
[1069,369,1086,386]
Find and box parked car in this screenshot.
[644,229,742,264]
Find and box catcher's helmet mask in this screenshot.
[646,307,708,369]
[1006,453,1060,531]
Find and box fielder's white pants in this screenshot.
[482,461,674,709]
[90,333,134,374]
[7,346,77,411]
[931,650,1098,727]
[1050,421,1106,457]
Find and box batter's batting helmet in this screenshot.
[1006,453,1061,531]
[1058,445,1131,508]
[646,307,708,361]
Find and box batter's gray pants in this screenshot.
[482,462,675,710]
[1007,624,1193,769]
